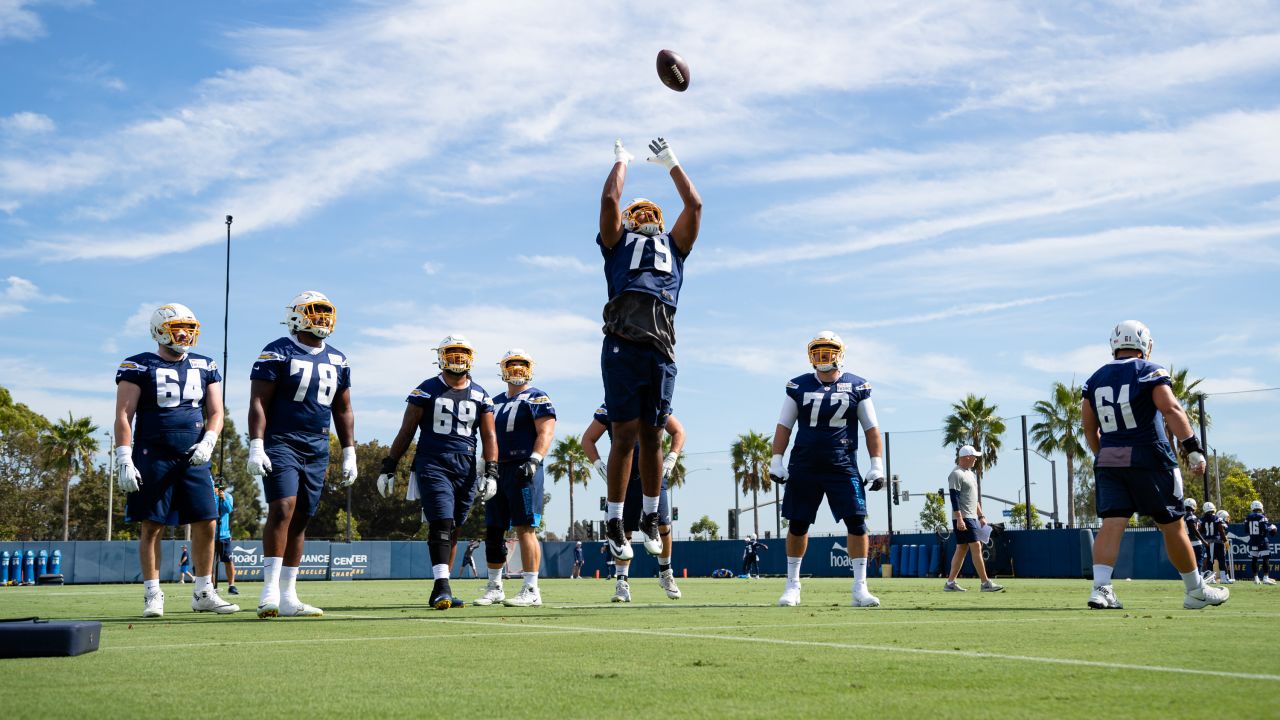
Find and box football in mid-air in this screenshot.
[656,49,690,92]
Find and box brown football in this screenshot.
[656,49,690,92]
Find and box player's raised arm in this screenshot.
[647,137,701,255]
[600,139,632,248]
[664,414,686,456]
[582,418,608,477]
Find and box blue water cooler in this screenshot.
[51,549,62,576]
[1,551,9,585]
[36,549,47,577]
[8,551,19,585]
[24,550,35,585]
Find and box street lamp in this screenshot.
[103,431,114,541]
[1016,446,1059,527]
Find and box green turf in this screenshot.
[1,577,1276,719]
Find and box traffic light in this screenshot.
[600,496,607,512]
[727,509,739,540]
[672,507,679,521]
[892,475,901,505]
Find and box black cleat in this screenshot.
[606,517,634,560]
[430,579,456,610]
[639,512,662,555]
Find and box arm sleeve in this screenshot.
[857,397,879,431]
[949,488,961,512]
[777,396,799,428]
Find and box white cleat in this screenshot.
[658,569,682,600]
[778,582,801,607]
[1264,576,1277,586]
[943,580,966,592]
[611,578,631,603]
[472,581,505,606]
[980,580,1005,593]
[642,534,663,556]
[143,590,165,618]
[192,587,240,614]
[1087,584,1123,609]
[1184,584,1229,609]
[256,601,279,619]
[279,599,324,617]
[502,586,542,607]
[851,585,880,607]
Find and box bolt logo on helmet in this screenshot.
[1183,497,1197,510]
[498,348,534,386]
[435,335,474,375]
[1202,501,1216,514]
[1251,500,1264,512]
[284,291,336,338]
[807,330,845,372]
[1110,320,1153,359]
[150,303,200,354]
[622,198,664,236]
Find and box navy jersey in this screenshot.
[1082,358,1175,469]
[116,352,222,441]
[250,337,351,438]
[598,230,687,308]
[1203,513,1226,542]
[493,387,556,461]
[784,372,872,473]
[1246,511,1272,544]
[1184,513,1202,544]
[406,375,494,456]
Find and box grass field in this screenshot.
[1,577,1277,719]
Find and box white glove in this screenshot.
[662,451,679,480]
[593,458,608,481]
[115,446,141,493]
[1187,451,1206,474]
[474,460,498,502]
[377,473,394,498]
[646,137,679,170]
[247,438,272,478]
[768,453,788,485]
[613,138,633,165]
[186,431,218,466]
[865,457,886,491]
[340,446,358,487]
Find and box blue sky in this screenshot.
[2,1,1278,538]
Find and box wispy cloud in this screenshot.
[0,111,55,134]
[0,275,68,316]
[839,294,1074,330]
[517,254,596,274]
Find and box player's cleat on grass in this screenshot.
[502,586,542,607]
[980,580,1005,592]
[639,512,663,555]
[430,579,456,610]
[256,602,279,619]
[778,582,801,606]
[1184,584,1229,609]
[192,587,240,614]
[611,577,631,603]
[851,585,880,607]
[1087,584,1123,609]
[279,600,323,617]
[227,585,239,595]
[1255,577,1262,584]
[1223,577,1235,584]
[473,580,505,606]
[1264,577,1277,585]
[605,518,633,561]
[659,569,682,599]
[944,580,966,592]
[142,589,165,618]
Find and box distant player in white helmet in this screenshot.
[1245,500,1276,585]
[248,292,356,618]
[1202,501,1227,583]
[1081,320,1226,610]
[1182,497,1207,575]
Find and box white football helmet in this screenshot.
[150,303,200,354]
[1202,501,1216,514]
[1110,320,1153,359]
[498,348,534,386]
[1251,500,1264,512]
[435,334,474,374]
[748,533,756,542]
[622,198,664,236]
[807,331,844,372]
[1217,510,1230,522]
[1183,497,1197,510]
[284,291,336,338]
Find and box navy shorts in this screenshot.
[782,467,867,525]
[262,434,330,517]
[601,335,676,427]
[217,538,233,563]
[125,432,217,526]
[623,475,670,532]
[414,451,478,524]
[1248,540,1271,557]
[485,462,544,529]
[954,517,980,545]
[1094,465,1182,525]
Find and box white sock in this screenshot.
[658,555,671,569]
[522,571,537,589]
[852,558,867,587]
[488,566,503,583]
[261,556,283,602]
[432,563,450,580]
[607,501,623,520]
[642,495,659,514]
[616,563,629,579]
[787,557,802,584]
[144,578,160,593]
[194,575,211,593]
[1092,564,1114,588]
[1181,569,1204,592]
[280,565,299,602]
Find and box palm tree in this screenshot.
[1030,382,1086,528]
[1168,366,1209,430]
[661,433,688,490]
[941,394,1006,497]
[40,413,100,541]
[730,431,772,536]
[547,435,591,540]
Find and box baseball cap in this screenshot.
[957,445,981,458]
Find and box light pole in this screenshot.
[103,431,114,541]
[1016,446,1059,527]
